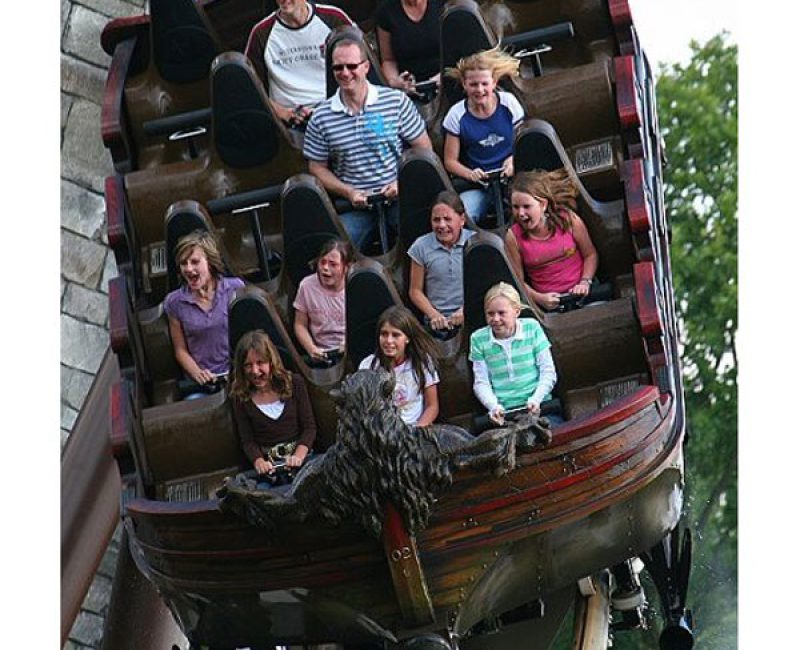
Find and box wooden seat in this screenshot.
[397,149,458,257]
[513,119,634,286]
[122,52,304,303]
[228,285,303,374]
[515,115,624,198]
[541,298,649,420]
[102,0,223,172]
[164,200,235,292]
[499,0,620,66]
[462,230,536,339]
[281,174,353,294]
[345,258,405,367]
[142,389,244,488]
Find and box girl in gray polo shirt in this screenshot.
[408,191,475,332]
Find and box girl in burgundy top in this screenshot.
[504,169,599,311]
[230,330,317,475]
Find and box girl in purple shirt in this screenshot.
[163,231,244,394]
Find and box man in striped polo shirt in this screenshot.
[303,38,432,251]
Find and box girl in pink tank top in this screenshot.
[504,169,599,311]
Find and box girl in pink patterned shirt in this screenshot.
[504,169,599,311]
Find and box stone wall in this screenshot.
[61,1,147,648]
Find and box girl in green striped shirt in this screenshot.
[469,282,558,425]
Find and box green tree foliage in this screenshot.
[656,33,737,650]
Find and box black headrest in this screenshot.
[281,175,350,289]
[325,25,387,98]
[228,287,297,372]
[164,200,214,292]
[440,1,497,105]
[345,261,402,366]
[151,0,220,83]
[463,231,533,337]
[397,149,456,252]
[211,52,280,169]
[514,120,567,172]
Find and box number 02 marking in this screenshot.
[390,546,412,562]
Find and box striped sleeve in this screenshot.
[316,3,355,28]
[526,319,551,355]
[302,108,330,161]
[397,92,427,142]
[244,15,276,90]
[469,327,489,362]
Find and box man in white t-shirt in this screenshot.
[245,0,353,126]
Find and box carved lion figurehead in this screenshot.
[319,369,452,538]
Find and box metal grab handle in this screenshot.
[168,125,207,141]
[515,45,553,59]
[231,201,272,214]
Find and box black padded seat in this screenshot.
[123,51,304,305]
[102,0,222,172]
[151,0,221,84]
[281,174,352,291]
[397,149,458,254]
[345,259,405,367]
[512,119,633,282]
[228,285,302,374]
[440,0,497,106]
[164,200,220,292]
[324,25,388,98]
[212,52,281,169]
[514,122,565,174]
[514,117,623,199]
[462,230,536,338]
[500,0,618,64]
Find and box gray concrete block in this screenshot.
[80,0,147,20]
[61,229,107,287]
[61,364,96,412]
[83,574,114,615]
[98,538,121,577]
[61,179,105,240]
[63,282,109,326]
[62,98,110,193]
[61,53,107,105]
[100,250,118,296]
[61,314,108,375]
[62,402,79,430]
[69,610,105,647]
[61,92,74,136]
[62,427,71,451]
[61,0,72,39]
[64,5,112,68]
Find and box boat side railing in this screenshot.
[61,350,121,645]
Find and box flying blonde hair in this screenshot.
[445,46,521,84]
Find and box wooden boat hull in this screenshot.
[125,387,684,647]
